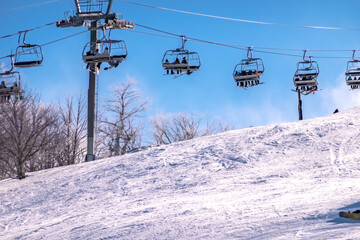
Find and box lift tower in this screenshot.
[57,0,134,161]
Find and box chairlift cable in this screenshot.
[134,23,181,38]
[134,23,355,54]
[232,45,354,52]
[133,23,352,59]
[39,29,88,47]
[0,21,57,40]
[185,36,247,51]
[311,55,352,59]
[0,30,88,60]
[119,0,360,31]
[125,29,179,40]
[0,19,354,62]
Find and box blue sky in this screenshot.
[1,0,360,131]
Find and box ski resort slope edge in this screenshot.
[2,108,360,239]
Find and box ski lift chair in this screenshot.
[345,50,360,89]
[162,50,201,75]
[0,71,23,101]
[293,51,319,92]
[162,36,201,77]
[13,44,43,68]
[13,31,43,68]
[233,47,264,88]
[82,40,127,64]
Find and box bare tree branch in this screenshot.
[98,79,149,157]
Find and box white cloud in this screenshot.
[318,73,360,112]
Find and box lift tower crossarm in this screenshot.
[57,13,118,28]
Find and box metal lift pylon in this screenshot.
[57,0,134,162]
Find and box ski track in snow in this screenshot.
[2,108,360,239]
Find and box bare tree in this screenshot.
[0,96,59,179]
[98,79,148,157]
[151,113,201,145]
[27,115,62,172]
[201,118,232,136]
[57,95,87,165]
[151,113,233,145]
[0,158,11,180]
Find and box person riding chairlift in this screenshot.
[165,59,170,74]
[0,81,10,102]
[0,81,6,89]
[86,50,94,56]
[11,82,22,100]
[94,49,101,71]
[181,57,188,64]
[103,47,110,56]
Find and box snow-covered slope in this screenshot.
[2,108,360,239]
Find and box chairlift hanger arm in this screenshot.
[180,35,187,50]
[302,50,307,61]
[247,47,253,59]
[18,30,29,45]
[352,50,359,61]
[1,56,15,73]
[74,0,81,14]
[107,0,114,14]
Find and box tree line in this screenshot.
[0,80,231,180]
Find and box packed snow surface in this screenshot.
[2,108,360,239]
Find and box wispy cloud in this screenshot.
[0,0,60,14]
